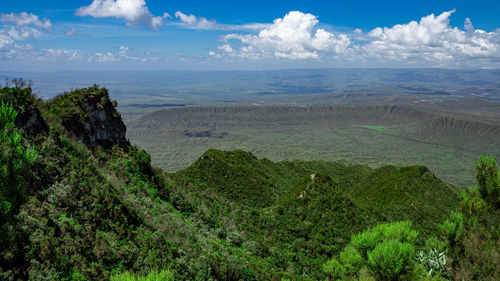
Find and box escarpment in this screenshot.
[43,85,129,149]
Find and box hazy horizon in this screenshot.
[2,1,500,71]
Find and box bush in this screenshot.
[440,156,500,280]
[475,156,500,209]
[0,101,37,217]
[323,221,429,281]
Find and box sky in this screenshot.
[1,0,500,71]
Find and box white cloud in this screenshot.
[117,45,148,61]
[91,52,118,62]
[171,11,268,31]
[41,49,82,61]
[0,12,52,50]
[65,28,77,36]
[217,44,233,53]
[174,11,216,29]
[1,12,52,30]
[76,0,169,30]
[363,10,500,65]
[212,10,500,67]
[219,11,352,59]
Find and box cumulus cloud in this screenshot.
[0,12,52,50]
[76,0,169,30]
[174,11,216,29]
[220,11,352,59]
[363,10,500,65]
[212,10,500,67]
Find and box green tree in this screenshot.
[0,101,37,219]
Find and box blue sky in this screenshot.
[1,0,500,71]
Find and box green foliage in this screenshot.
[110,269,175,281]
[438,211,464,249]
[350,165,459,238]
[0,101,37,216]
[0,101,18,128]
[367,239,415,281]
[475,155,500,209]
[324,221,428,281]
[171,149,459,279]
[2,83,495,281]
[439,156,500,280]
[43,84,107,123]
[0,84,37,113]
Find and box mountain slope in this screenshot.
[350,165,459,236]
[0,85,462,280]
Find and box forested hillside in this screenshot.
[0,84,498,280]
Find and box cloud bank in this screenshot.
[363,10,500,65]
[215,10,500,67]
[76,0,169,30]
[2,8,500,69]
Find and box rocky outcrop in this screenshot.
[61,90,129,149]
[14,107,48,135]
[43,86,129,149]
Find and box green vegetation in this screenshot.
[323,221,421,281]
[0,101,37,214]
[0,83,498,280]
[358,125,387,132]
[323,155,500,280]
[127,105,500,187]
[0,101,38,263]
[110,269,175,281]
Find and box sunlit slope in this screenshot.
[127,105,500,186]
[169,149,459,277]
[350,165,459,237]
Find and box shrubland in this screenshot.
[0,82,498,280]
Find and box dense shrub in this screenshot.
[439,156,500,280]
[322,221,434,281]
[0,101,37,218]
[110,269,175,281]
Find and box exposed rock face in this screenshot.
[62,92,128,149]
[15,107,48,135]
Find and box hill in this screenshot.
[127,105,500,186]
[0,84,487,280]
[170,149,459,278]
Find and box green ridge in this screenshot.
[0,85,478,280]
